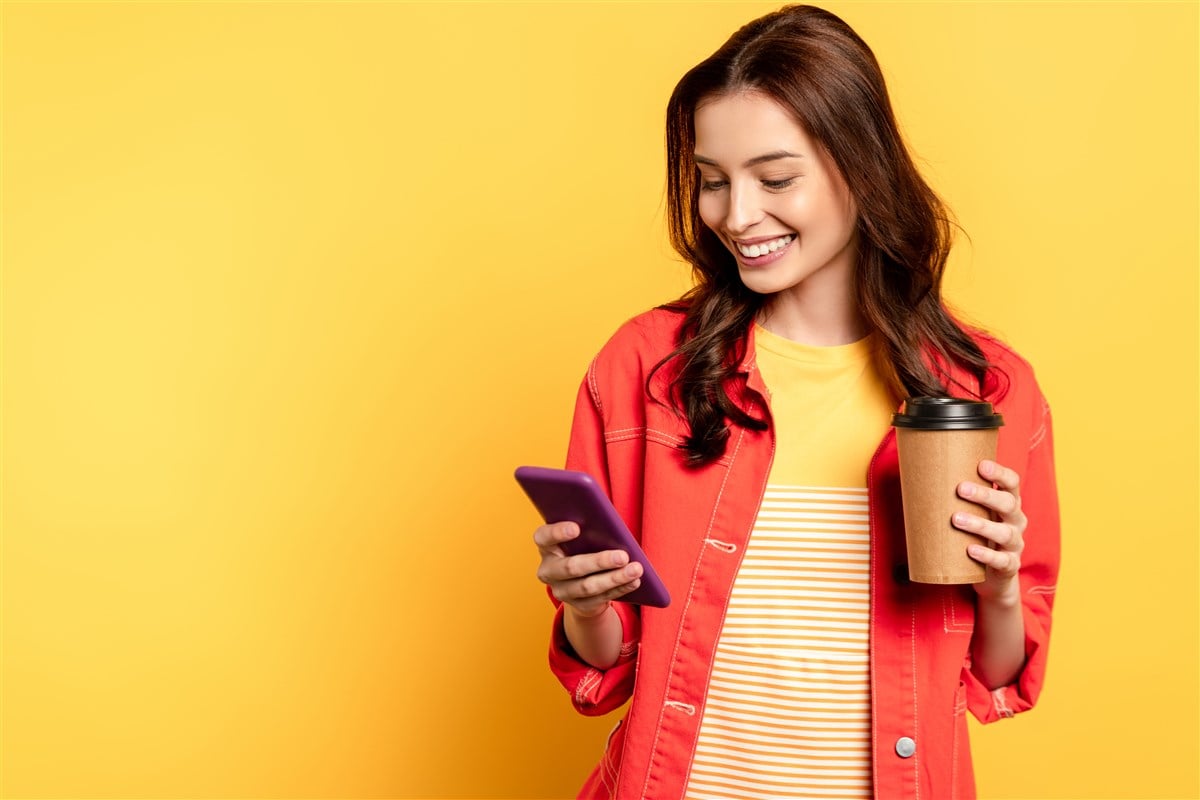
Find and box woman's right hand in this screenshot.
[534,521,644,618]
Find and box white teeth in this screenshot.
[736,235,794,258]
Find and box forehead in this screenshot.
[693,92,816,162]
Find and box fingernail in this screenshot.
[564,524,579,538]
[968,545,986,558]
[981,461,995,477]
[959,482,974,497]
[954,513,969,525]
[613,552,628,567]
[625,563,642,578]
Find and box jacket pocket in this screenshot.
[942,586,975,635]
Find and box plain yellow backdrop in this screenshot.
[2,2,1196,799]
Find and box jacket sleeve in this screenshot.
[964,385,1061,723]
[545,364,642,717]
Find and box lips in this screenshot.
[732,233,796,266]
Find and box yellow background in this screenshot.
[2,2,1196,798]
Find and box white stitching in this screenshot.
[586,358,603,416]
[640,415,753,798]
[912,607,919,800]
[618,640,637,658]
[601,719,622,794]
[603,427,687,447]
[703,538,737,553]
[574,669,600,706]
[943,591,972,633]
[663,700,696,715]
[1029,399,1050,450]
[1027,584,1057,595]
[1028,422,1047,450]
[991,688,1015,718]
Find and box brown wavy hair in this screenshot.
[654,4,994,467]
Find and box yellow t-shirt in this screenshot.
[685,325,895,800]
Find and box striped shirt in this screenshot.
[683,325,894,800]
[684,486,872,799]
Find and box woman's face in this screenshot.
[694,92,859,303]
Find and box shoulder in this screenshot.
[970,328,1039,387]
[591,305,687,370]
[578,305,689,415]
[966,327,1052,438]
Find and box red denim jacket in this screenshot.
[548,308,1060,800]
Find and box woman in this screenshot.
[533,5,1060,798]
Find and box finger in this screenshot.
[967,543,1021,575]
[952,511,1023,551]
[533,522,579,554]
[957,481,1020,518]
[565,576,645,618]
[978,460,1021,497]
[553,562,644,603]
[538,549,634,586]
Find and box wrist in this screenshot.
[977,582,1021,610]
[566,600,613,622]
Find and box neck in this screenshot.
[757,268,866,346]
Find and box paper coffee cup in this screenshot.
[892,397,1005,584]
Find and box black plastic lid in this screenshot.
[892,396,1004,430]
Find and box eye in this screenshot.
[700,179,728,192]
[762,178,796,190]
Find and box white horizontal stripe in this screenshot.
[687,783,868,800]
[724,600,869,615]
[691,754,872,779]
[731,581,868,591]
[695,741,871,761]
[705,676,868,695]
[729,585,873,597]
[696,723,870,749]
[734,561,869,572]
[708,678,870,699]
[705,705,870,725]
[707,684,870,706]
[698,711,870,731]
[764,486,868,496]
[705,707,870,726]
[723,623,868,636]
[715,646,871,666]
[760,495,867,506]
[748,540,869,552]
[755,512,870,524]
[686,766,871,788]
[743,541,870,552]
[710,647,873,662]
[708,679,870,700]
[753,523,870,533]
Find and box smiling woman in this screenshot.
[530,5,1058,799]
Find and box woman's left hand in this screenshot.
[953,459,1027,603]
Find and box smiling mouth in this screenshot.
[734,234,796,258]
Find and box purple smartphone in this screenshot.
[515,466,670,608]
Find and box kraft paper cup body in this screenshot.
[895,426,998,584]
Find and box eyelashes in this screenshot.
[698,177,799,192]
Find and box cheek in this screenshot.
[697,194,724,233]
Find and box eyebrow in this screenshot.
[693,150,804,168]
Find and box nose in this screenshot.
[724,182,763,235]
